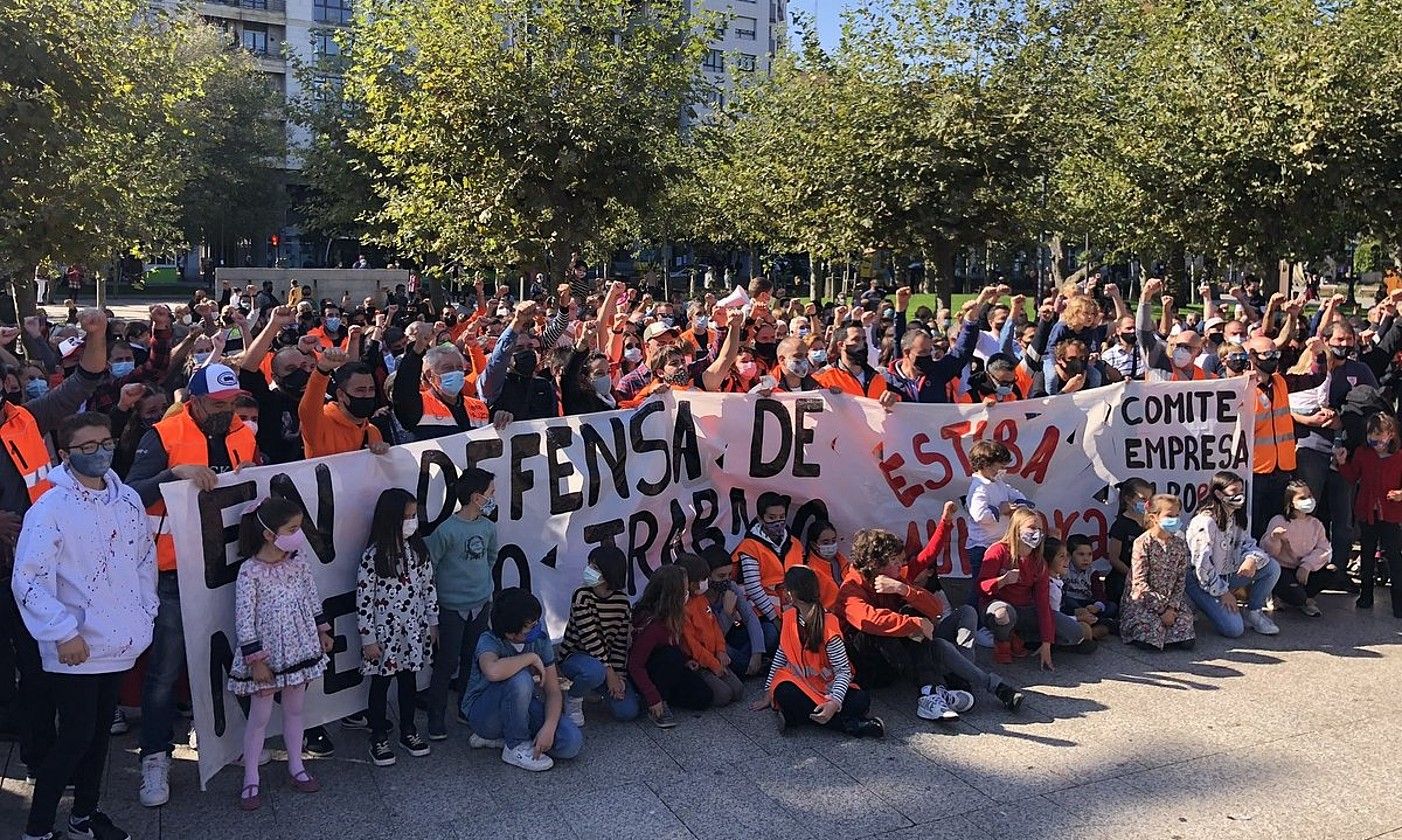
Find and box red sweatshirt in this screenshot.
[977,542,1054,644]
[835,565,944,638]
[626,612,676,708]
[1338,446,1402,525]
[907,516,953,583]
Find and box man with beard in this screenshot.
[237,306,315,465]
[126,363,259,807]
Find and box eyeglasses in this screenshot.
[65,438,116,455]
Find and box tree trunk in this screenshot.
[929,241,956,310]
[808,251,819,302]
[1167,243,1187,299]
[1048,234,1066,289]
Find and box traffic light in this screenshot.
[269,234,281,248]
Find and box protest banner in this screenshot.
[166,378,1251,787]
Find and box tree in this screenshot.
[1,0,288,313]
[340,0,712,279]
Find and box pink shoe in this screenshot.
[288,769,321,793]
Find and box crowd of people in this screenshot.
[3,266,1401,840]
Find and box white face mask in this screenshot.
[1171,346,1194,368]
[623,347,643,364]
[243,419,258,437]
[696,578,709,594]
[1021,529,1044,548]
[402,518,418,538]
[815,543,839,559]
[592,375,613,397]
[1293,497,1316,513]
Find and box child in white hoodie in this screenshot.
[13,412,157,840]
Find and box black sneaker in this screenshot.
[1356,593,1375,610]
[303,727,336,758]
[995,683,1025,712]
[369,736,396,767]
[68,810,131,840]
[340,712,370,730]
[842,716,885,739]
[399,732,431,757]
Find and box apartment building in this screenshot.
[697,0,786,114]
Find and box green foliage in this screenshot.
[339,0,712,275]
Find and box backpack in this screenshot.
[1338,384,1395,455]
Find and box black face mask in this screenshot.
[1061,357,1086,377]
[343,394,377,419]
[513,350,537,377]
[1208,332,1224,345]
[197,410,233,436]
[1119,332,1137,346]
[843,344,867,364]
[2,389,18,405]
[914,355,939,376]
[1328,345,1353,360]
[1253,357,1279,375]
[754,341,778,360]
[278,368,310,395]
[1224,355,1250,373]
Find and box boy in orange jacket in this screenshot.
[679,555,744,706]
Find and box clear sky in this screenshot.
[792,0,842,50]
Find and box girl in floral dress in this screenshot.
[1121,494,1196,651]
[229,498,334,811]
[357,488,438,767]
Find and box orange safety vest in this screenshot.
[1253,373,1297,474]
[1171,364,1211,382]
[732,533,802,604]
[814,366,888,400]
[420,388,489,431]
[797,549,851,610]
[148,408,257,572]
[0,404,55,503]
[306,327,349,351]
[621,379,692,409]
[767,608,846,706]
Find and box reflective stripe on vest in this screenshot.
[420,388,489,429]
[1254,374,1297,473]
[767,608,844,707]
[0,404,56,504]
[148,409,257,572]
[732,534,803,598]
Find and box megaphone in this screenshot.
[716,285,750,310]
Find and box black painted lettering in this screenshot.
[509,432,540,521]
[792,399,823,478]
[750,399,792,479]
[582,417,629,506]
[545,427,583,515]
[630,401,670,497]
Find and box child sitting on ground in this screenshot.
[678,554,745,706]
[1062,535,1114,638]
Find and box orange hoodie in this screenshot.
[680,592,727,674]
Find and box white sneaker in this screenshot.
[916,685,959,721]
[565,696,585,727]
[139,752,170,807]
[936,685,976,714]
[468,733,505,749]
[500,742,553,772]
[1244,609,1280,636]
[974,627,995,649]
[186,727,197,752]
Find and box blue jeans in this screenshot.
[1185,558,1282,638]
[464,670,583,759]
[964,545,988,607]
[559,653,641,721]
[140,573,186,757]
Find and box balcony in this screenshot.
[200,0,286,23]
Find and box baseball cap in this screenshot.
[643,322,679,342]
[187,363,247,399]
[1202,316,1225,331]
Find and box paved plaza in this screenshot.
[3,589,1400,840]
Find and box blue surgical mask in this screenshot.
[324,317,342,331]
[1158,516,1182,532]
[193,352,211,366]
[109,360,135,378]
[694,317,708,332]
[809,349,828,365]
[995,383,1014,397]
[1131,499,1148,515]
[479,497,497,517]
[437,369,465,397]
[24,379,48,399]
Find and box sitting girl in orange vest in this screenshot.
[751,566,883,737]
[678,554,744,707]
[797,520,850,609]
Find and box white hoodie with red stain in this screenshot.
[11,464,158,674]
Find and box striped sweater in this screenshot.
[763,635,853,705]
[559,586,632,671]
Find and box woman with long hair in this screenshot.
[626,565,713,728]
[1184,471,1282,637]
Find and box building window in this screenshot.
[314,0,352,25]
[734,16,756,40]
[737,53,756,71]
[311,28,341,56]
[242,23,269,55]
[703,49,724,72]
[312,74,344,101]
[769,0,778,22]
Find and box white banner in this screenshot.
[166,379,1252,787]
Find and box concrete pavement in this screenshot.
[3,589,1400,839]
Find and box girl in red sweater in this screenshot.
[627,566,713,728]
[1337,412,1402,616]
[978,508,1091,669]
